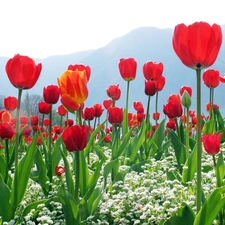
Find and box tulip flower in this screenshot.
[58,70,88,112]
[108,107,123,126]
[62,125,89,152]
[43,85,60,105]
[202,132,223,155]
[106,84,121,104]
[55,165,65,176]
[83,107,95,121]
[180,86,192,97]
[0,122,15,139]
[68,64,91,82]
[172,21,222,212]
[5,54,42,90]
[30,115,39,126]
[103,99,113,110]
[133,101,144,114]
[1,110,12,123]
[57,104,68,116]
[143,61,164,81]
[38,101,51,115]
[4,96,18,111]
[118,58,137,81]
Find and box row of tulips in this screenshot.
[0,21,225,225]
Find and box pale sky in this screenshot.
[1,0,225,59]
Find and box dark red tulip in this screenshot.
[4,96,18,111]
[0,122,15,139]
[118,58,137,81]
[55,165,65,176]
[172,22,222,69]
[83,107,95,121]
[38,102,51,114]
[5,54,42,89]
[93,104,104,118]
[108,107,123,125]
[43,85,60,104]
[64,119,74,127]
[145,80,157,96]
[62,125,89,151]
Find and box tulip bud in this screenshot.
[181,90,191,108]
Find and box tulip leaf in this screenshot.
[10,133,38,210]
[84,120,106,158]
[0,174,12,222]
[58,186,79,224]
[194,186,225,225]
[129,122,146,163]
[168,129,186,167]
[103,158,119,188]
[60,147,74,195]
[0,155,7,183]
[182,143,197,183]
[31,148,50,195]
[52,136,63,171]
[164,202,195,225]
[216,151,225,187]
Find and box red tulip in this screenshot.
[38,102,51,114]
[108,107,123,125]
[118,58,137,81]
[172,22,222,69]
[153,112,160,121]
[93,104,104,118]
[30,115,39,126]
[104,134,111,143]
[145,80,157,96]
[0,122,15,139]
[43,85,60,104]
[180,86,192,97]
[156,75,166,92]
[43,118,50,127]
[57,104,67,116]
[202,132,223,155]
[143,61,164,81]
[20,116,28,125]
[55,165,65,176]
[202,69,220,88]
[5,54,42,89]
[166,119,176,131]
[64,119,74,127]
[163,95,183,119]
[4,96,18,111]
[106,84,121,101]
[62,125,89,151]
[103,99,113,109]
[83,107,95,121]
[0,110,12,123]
[133,101,144,113]
[68,64,91,82]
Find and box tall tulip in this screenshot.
[118,58,137,136]
[4,96,18,111]
[172,21,222,212]
[68,64,91,82]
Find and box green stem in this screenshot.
[74,151,80,203]
[4,139,9,183]
[155,91,159,126]
[186,107,190,159]
[146,96,151,131]
[196,68,202,213]
[124,80,130,136]
[48,104,53,183]
[15,88,23,168]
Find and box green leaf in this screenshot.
[58,186,80,224]
[60,147,74,195]
[203,110,215,135]
[168,129,186,166]
[0,155,7,182]
[84,120,106,158]
[194,186,225,225]
[0,174,12,222]
[10,133,38,210]
[31,148,50,194]
[103,158,119,188]
[129,122,146,163]
[216,152,225,187]
[52,136,63,171]
[164,202,195,225]
[182,143,197,183]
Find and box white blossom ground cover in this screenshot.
[2,146,219,225]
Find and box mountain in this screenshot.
[1,26,225,116]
